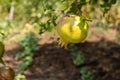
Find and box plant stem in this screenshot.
[74,0,82,16]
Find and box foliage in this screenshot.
[0,20,12,41]
[80,67,94,80]
[69,44,85,66]
[0,0,119,34]
[69,44,94,80]
[16,32,40,71]
[15,74,26,80]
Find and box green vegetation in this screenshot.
[80,67,94,80]
[15,74,26,80]
[69,44,85,66]
[16,32,40,71]
[69,44,94,80]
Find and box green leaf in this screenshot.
[72,51,85,66]
[80,67,94,80]
[0,58,5,65]
[18,61,31,71]
[71,2,76,7]
[15,74,27,80]
[111,0,116,4]
[89,0,98,5]
[79,0,86,6]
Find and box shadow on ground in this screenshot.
[4,39,120,80]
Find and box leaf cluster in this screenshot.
[16,32,40,71]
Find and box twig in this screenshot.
[74,0,82,16]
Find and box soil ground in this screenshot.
[3,27,120,80]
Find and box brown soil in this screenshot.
[2,27,120,80]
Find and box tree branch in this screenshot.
[74,0,82,16]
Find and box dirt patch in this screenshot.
[2,27,120,80]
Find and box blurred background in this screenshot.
[0,0,120,80]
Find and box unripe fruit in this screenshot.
[56,15,89,48]
[0,66,15,80]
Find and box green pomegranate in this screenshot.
[55,15,89,48]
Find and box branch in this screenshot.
[9,5,14,20]
[74,0,82,16]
